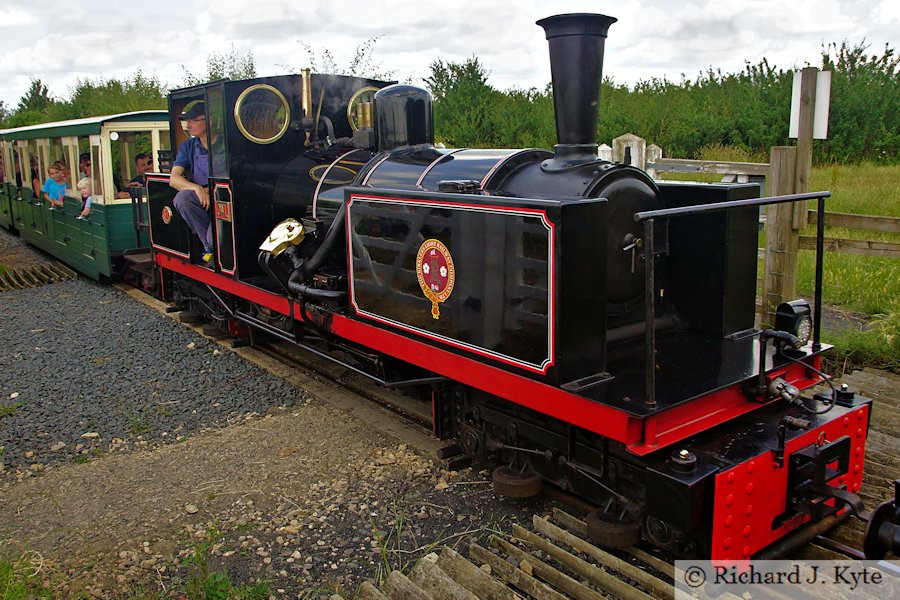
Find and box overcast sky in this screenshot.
[0,0,896,109]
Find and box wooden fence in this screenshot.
[610,134,899,326]
[803,210,900,258]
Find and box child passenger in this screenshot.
[76,177,92,218]
[42,163,67,209]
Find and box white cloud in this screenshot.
[0,6,35,27]
[0,0,894,107]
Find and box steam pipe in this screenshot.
[286,206,347,298]
[537,13,617,170]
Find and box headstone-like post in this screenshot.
[645,144,662,178]
[598,143,612,161]
[612,133,646,169]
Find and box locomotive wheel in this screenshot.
[492,466,543,498]
[178,310,203,324]
[585,507,642,548]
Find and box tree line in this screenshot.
[2,41,895,165]
[0,47,257,129]
[428,41,897,165]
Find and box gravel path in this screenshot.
[0,279,303,476]
[0,227,55,270]
[0,273,556,598]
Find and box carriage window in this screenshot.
[62,136,79,186]
[1,143,12,184]
[49,138,72,194]
[90,144,105,202]
[77,137,91,179]
[234,84,290,144]
[27,140,43,196]
[110,130,153,185]
[158,130,171,170]
[14,144,25,188]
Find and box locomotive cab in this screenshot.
[147,72,393,281]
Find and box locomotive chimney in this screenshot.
[537,13,617,170]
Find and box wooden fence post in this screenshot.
[761,146,799,326]
[792,67,818,229]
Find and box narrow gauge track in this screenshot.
[217,327,894,600]
[366,507,705,600]
[0,262,77,291]
[255,340,436,432]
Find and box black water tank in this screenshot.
[374,84,434,151]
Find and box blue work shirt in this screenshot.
[173,136,226,185]
[173,137,210,186]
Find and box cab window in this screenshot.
[207,86,228,178]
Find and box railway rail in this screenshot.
[258,340,436,432]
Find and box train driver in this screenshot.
[170,102,216,266]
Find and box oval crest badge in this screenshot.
[161,206,173,225]
[416,239,455,319]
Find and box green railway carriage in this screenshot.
[0,112,170,279]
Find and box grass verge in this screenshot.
[0,550,53,599]
[823,311,900,375]
[174,529,270,600]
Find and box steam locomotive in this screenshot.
[143,14,882,560]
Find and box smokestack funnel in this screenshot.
[537,13,617,170]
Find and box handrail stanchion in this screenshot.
[643,218,657,408]
[813,196,826,351]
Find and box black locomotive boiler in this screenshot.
[146,14,877,560]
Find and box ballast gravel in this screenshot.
[0,278,303,474]
[0,267,561,597]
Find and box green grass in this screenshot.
[822,310,900,374]
[796,163,900,317]
[0,402,23,419]
[125,412,152,436]
[0,551,53,599]
[176,528,270,600]
[812,163,900,217]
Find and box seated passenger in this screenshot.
[170,102,215,265]
[76,177,92,218]
[129,153,153,187]
[30,156,41,200]
[42,163,67,209]
[79,153,91,179]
